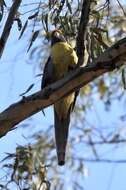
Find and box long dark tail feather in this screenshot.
[54,109,71,166]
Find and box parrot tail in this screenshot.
[54,109,71,166]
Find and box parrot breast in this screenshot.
[51,42,78,119]
[51,42,78,79]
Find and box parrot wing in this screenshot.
[41,56,54,89]
[41,56,54,116]
[71,90,79,111]
[68,65,79,112]
[42,55,79,109]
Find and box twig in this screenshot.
[0,0,22,59]
[82,139,126,145]
[116,0,126,17]
[74,157,126,163]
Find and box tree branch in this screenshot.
[76,0,91,66]
[0,0,22,58]
[0,37,126,138]
[82,139,126,145]
[74,157,126,163]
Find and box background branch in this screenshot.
[0,0,22,58]
[74,157,126,163]
[76,0,91,66]
[82,139,126,145]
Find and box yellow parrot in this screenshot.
[42,30,78,165]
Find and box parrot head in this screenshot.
[45,29,66,45]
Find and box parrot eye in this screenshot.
[54,31,61,38]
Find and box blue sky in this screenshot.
[0,1,126,190]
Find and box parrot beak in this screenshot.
[45,31,52,40]
[43,31,52,40]
[44,29,63,40]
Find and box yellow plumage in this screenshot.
[51,42,78,119]
[51,42,78,78]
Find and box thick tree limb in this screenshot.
[0,37,126,138]
[0,0,22,58]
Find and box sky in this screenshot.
[0,1,126,190]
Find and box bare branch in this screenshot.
[76,0,91,66]
[0,0,22,58]
[82,139,126,145]
[74,157,126,163]
[0,36,126,138]
[116,0,126,16]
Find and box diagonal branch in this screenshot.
[0,0,22,58]
[0,36,126,138]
